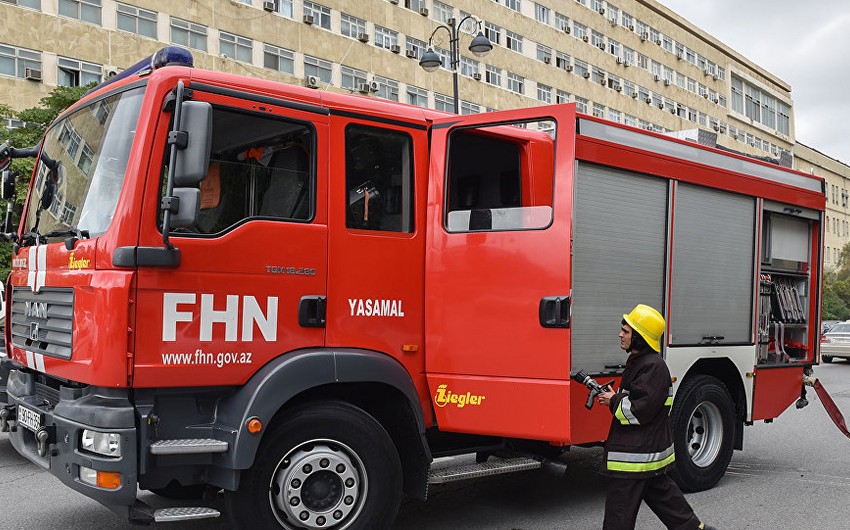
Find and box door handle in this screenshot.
[539,296,570,328]
[299,296,326,328]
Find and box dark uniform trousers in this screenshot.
[603,474,702,530]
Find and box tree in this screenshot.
[822,243,850,321]
[0,84,91,281]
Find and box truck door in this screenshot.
[425,106,575,442]
[131,89,329,387]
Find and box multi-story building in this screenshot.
[1,0,848,265]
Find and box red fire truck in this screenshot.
[0,47,825,528]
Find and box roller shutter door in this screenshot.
[572,163,667,373]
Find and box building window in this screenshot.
[341,66,367,91]
[592,103,605,119]
[535,3,550,24]
[407,85,428,107]
[507,72,523,94]
[171,17,208,51]
[57,57,101,87]
[271,0,293,17]
[460,101,480,115]
[373,76,399,101]
[572,22,587,41]
[555,51,570,70]
[537,83,551,103]
[263,44,294,73]
[116,3,156,38]
[556,90,570,104]
[374,26,399,49]
[434,93,453,112]
[484,22,501,46]
[433,1,453,23]
[304,55,332,83]
[460,56,479,78]
[485,65,501,86]
[220,32,253,62]
[536,44,552,63]
[555,12,569,31]
[303,1,331,29]
[341,13,366,39]
[406,36,427,59]
[505,0,520,12]
[505,31,522,52]
[1,0,40,8]
[58,0,100,24]
[591,30,604,49]
[0,44,41,79]
[573,59,588,78]
[574,96,588,114]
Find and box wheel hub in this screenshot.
[686,400,724,467]
[270,441,365,529]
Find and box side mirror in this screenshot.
[173,101,212,186]
[170,187,200,229]
[1,170,16,201]
[40,178,56,211]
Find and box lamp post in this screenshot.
[419,16,493,114]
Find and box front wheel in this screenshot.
[669,375,735,492]
[822,355,833,363]
[225,401,402,530]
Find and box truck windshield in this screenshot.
[24,86,145,239]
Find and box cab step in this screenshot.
[427,456,542,484]
[150,438,228,455]
[154,507,220,523]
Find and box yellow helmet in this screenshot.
[623,304,665,352]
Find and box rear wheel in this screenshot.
[669,375,735,492]
[225,401,402,530]
[822,355,833,363]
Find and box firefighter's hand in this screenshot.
[598,390,615,407]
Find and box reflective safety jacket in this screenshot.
[603,348,675,479]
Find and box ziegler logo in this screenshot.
[68,251,90,270]
[434,384,486,409]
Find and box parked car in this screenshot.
[820,321,850,363]
[822,320,841,333]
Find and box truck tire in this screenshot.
[225,401,402,530]
[822,355,833,363]
[669,375,735,492]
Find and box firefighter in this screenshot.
[597,304,716,530]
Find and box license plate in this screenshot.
[17,405,42,433]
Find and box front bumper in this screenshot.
[5,368,139,514]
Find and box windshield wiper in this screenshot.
[46,228,91,250]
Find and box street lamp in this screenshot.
[419,16,492,114]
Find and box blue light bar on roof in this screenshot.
[84,46,194,96]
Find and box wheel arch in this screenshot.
[678,357,745,450]
[217,348,430,498]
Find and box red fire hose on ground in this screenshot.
[803,375,850,439]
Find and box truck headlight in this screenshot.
[81,430,121,457]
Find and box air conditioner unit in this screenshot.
[713,97,719,104]
[359,82,372,93]
[719,125,726,133]
[582,71,590,79]
[562,25,571,34]
[303,14,314,24]
[624,60,630,67]
[357,32,369,42]
[676,52,683,60]
[472,72,482,81]
[582,35,589,42]
[640,32,648,41]
[628,24,634,31]
[389,0,398,4]
[598,8,605,15]
[305,75,320,88]
[664,79,671,86]
[609,17,617,26]
[419,7,429,16]
[24,68,42,81]
[405,49,417,58]
[645,97,652,104]
[262,0,275,12]
[655,39,662,45]
[566,65,573,72]
[598,43,605,50]
[599,77,606,85]
[657,102,664,109]
[631,92,638,98]
[703,68,711,76]
[616,57,623,64]
[543,56,551,64]
[713,74,721,81]
[390,44,401,53]
[654,74,660,82]
[614,84,622,92]
[703,92,709,98]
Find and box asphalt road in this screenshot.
[2,362,849,529]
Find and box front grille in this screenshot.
[11,287,74,360]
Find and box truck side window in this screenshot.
[166,106,314,235]
[345,125,414,233]
[445,121,555,232]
